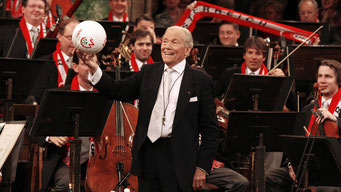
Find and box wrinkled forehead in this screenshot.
[163,28,185,41]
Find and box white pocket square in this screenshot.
[189,96,198,102]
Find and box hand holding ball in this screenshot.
[72,20,107,54]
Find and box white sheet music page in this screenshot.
[0,123,25,169]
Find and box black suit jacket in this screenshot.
[0,23,28,58]
[95,62,220,191]
[29,54,59,103]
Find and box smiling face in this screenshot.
[57,21,78,56]
[318,65,339,99]
[218,24,240,46]
[243,48,265,72]
[161,28,191,68]
[22,0,46,26]
[109,0,128,17]
[131,36,153,63]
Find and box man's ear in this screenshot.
[72,63,78,73]
[130,43,135,51]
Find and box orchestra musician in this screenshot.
[121,29,154,72]
[212,21,240,46]
[29,18,79,104]
[214,36,285,98]
[82,26,220,191]
[104,0,129,22]
[0,0,46,58]
[30,51,97,192]
[265,59,341,192]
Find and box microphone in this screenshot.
[6,27,20,58]
[56,4,63,22]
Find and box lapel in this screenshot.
[173,63,195,130]
[11,28,27,58]
[144,62,165,120]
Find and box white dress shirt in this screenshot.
[88,59,186,137]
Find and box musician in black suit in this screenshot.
[31,52,94,192]
[214,36,285,98]
[265,59,341,192]
[0,0,46,58]
[82,26,220,192]
[29,18,79,104]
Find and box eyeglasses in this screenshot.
[26,4,45,11]
[62,35,73,41]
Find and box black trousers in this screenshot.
[138,138,183,192]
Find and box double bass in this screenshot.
[85,50,138,191]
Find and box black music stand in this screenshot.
[223,74,294,111]
[0,58,53,120]
[201,45,244,80]
[30,89,113,192]
[30,38,58,59]
[97,21,131,54]
[0,18,20,26]
[223,74,294,192]
[280,135,341,186]
[225,111,298,192]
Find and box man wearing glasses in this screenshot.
[0,0,46,58]
[29,18,79,104]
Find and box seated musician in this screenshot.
[211,21,240,46]
[214,36,285,98]
[210,36,288,191]
[30,52,97,192]
[27,18,79,105]
[121,29,154,72]
[104,0,129,22]
[265,59,341,192]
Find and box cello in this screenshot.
[85,50,138,192]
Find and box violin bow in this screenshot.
[267,25,324,75]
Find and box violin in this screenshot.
[310,83,339,137]
[215,98,229,130]
[85,49,139,191]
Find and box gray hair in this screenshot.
[165,26,193,49]
[298,0,318,10]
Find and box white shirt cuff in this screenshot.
[88,67,102,85]
[45,136,51,143]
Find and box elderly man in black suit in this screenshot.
[82,25,220,192]
[0,0,46,58]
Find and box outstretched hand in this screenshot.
[76,50,99,74]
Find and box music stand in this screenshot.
[201,45,244,80]
[225,111,298,192]
[30,89,113,192]
[30,38,58,59]
[0,58,53,121]
[280,135,341,186]
[0,18,20,26]
[97,21,131,54]
[223,74,294,191]
[151,43,207,66]
[223,74,294,111]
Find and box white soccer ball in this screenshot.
[72,20,107,54]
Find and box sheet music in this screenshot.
[0,123,25,169]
